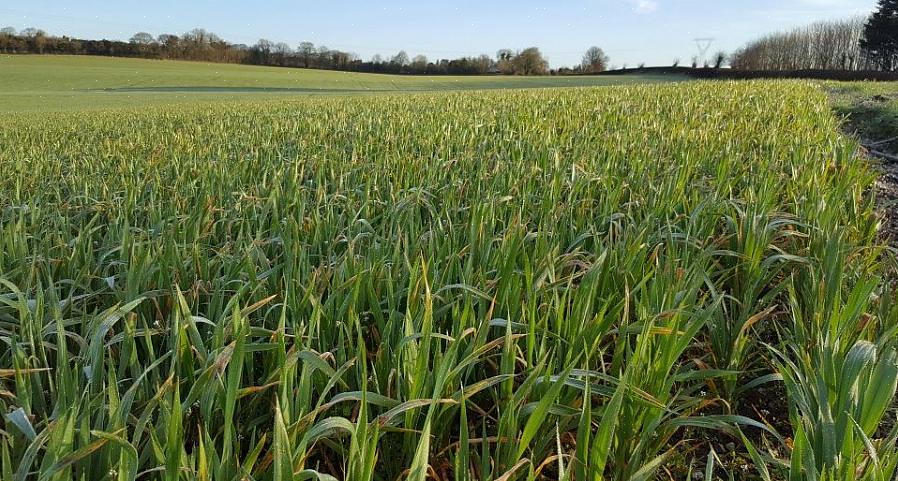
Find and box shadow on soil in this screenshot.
[829,86,898,247]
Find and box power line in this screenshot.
[694,37,715,64]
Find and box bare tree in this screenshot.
[581,46,610,73]
[477,54,493,73]
[317,45,331,67]
[297,42,315,67]
[731,16,867,71]
[20,27,46,38]
[20,28,47,53]
[183,28,218,47]
[411,54,428,71]
[252,39,274,64]
[272,42,292,66]
[156,34,180,58]
[513,47,549,75]
[496,49,515,74]
[391,50,410,67]
[130,32,155,45]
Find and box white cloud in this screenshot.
[628,0,658,14]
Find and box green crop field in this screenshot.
[0,55,681,112]
[1,60,898,481]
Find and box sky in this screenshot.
[0,0,879,68]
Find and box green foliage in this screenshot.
[0,80,895,480]
[861,0,898,71]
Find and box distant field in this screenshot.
[0,55,683,111]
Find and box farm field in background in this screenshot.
[3,78,898,480]
[0,55,682,112]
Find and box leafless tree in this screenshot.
[391,50,410,67]
[411,54,428,71]
[130,32,155,45]
[731,16,868,71]
[581,46,609,73]
[512,47,549,75]
[297,42,315,67]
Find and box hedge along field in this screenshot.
[0,81,897,480]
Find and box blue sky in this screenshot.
[0,1,877,68]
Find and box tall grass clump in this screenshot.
[0,80,896,480]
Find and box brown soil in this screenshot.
[854,137,898,246]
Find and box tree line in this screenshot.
[0,26,610,76]
[730,17,868,71]
[731,0,898,72]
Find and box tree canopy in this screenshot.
[861,0,898,71]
